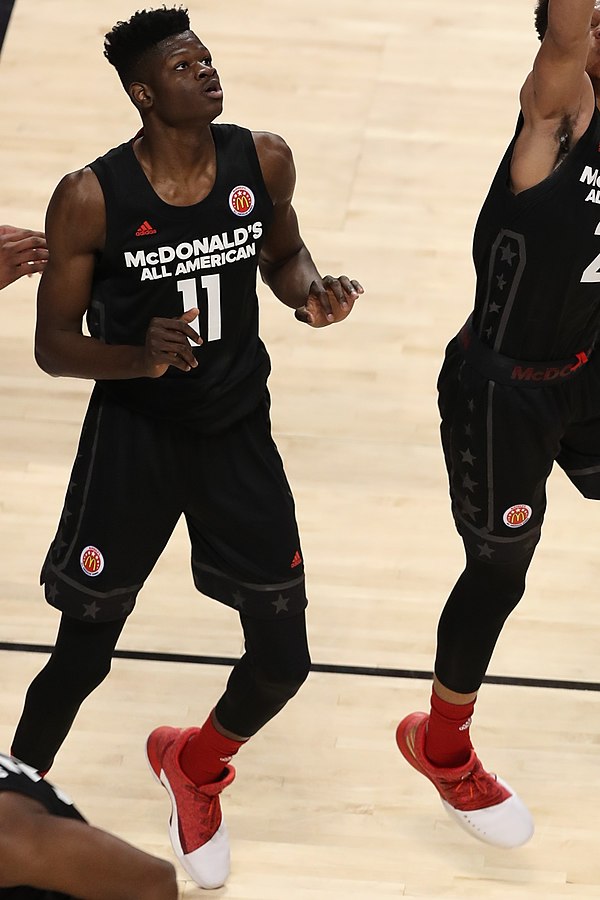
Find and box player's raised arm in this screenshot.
[512,0,597,191]
[531,0,596,119]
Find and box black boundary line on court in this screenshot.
[1,641,599,692]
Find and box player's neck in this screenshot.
[133,126,217,205]
[136,122,215,170]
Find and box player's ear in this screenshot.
[129,81,153,110]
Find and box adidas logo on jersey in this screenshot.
[135,220,157,237]
[290,550,302,569]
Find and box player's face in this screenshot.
[147,32,223,123]
[586,9,600,81]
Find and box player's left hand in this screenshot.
[294,275,364,327]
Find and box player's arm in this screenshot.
[0,792,178,900]
[0,225,48,290]
[35,169,200,380]
[512,0,597,191]
[255,131,363,327]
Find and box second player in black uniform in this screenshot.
[397,0,600,847]
[0,752,176,899]
[10,6,363,890]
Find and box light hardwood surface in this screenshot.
[2,1,600,897]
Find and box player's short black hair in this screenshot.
[104,6,191,87]
[534,1,549,41]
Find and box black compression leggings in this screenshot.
[215,611,311,737]
[12,610,311,772]
[434,550,535,695]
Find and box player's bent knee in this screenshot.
[462,552,530,614]
[256,659,311,706]
[85,657,114,691]
[46,652,113,697]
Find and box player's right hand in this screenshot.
[0,225,48,290]
[142,308,202,378]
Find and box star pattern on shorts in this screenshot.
[522,535,539,553]
[121,598,135,616]
[461,496,481,520]
[83,601,100,620]
[46,582,59,603]
[272,594,289,614]
[232,591,246,610]
[477,542,494,559]
[462,473,478,493]
[53,529,68,554]
[452,392,484,530]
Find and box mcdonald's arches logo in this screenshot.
[80,545,105,577]
[229,185,255,216]
[502,504,532,529]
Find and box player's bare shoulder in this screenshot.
[252,131,296,204]
[48,166,106,251]
[51,166,103,210]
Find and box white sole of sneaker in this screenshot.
[440,776,534,848]
[145,744,230,889]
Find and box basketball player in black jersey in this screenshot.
[0,752,177,899]
[10,6,363,890]
[397,0,600,848]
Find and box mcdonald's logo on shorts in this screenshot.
[80,545,105,577]
[502,504,532,529]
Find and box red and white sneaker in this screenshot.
[146,725,236,889]
[396,712,534,848]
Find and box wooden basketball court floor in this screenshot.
[1,0,600,896]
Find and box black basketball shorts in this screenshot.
[439,324,600,565]
[41,386,307,622]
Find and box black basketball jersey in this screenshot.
[471,106,600,359]
[0,753,85,899]
[88,124,274,432]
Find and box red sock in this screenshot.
[179,712,246,786]
[424,690,475,768]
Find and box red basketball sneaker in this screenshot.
[396,712,534,848]
[146,725,235,889]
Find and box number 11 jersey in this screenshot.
[88,123,274,434]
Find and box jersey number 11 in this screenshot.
[178,275,222,344]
